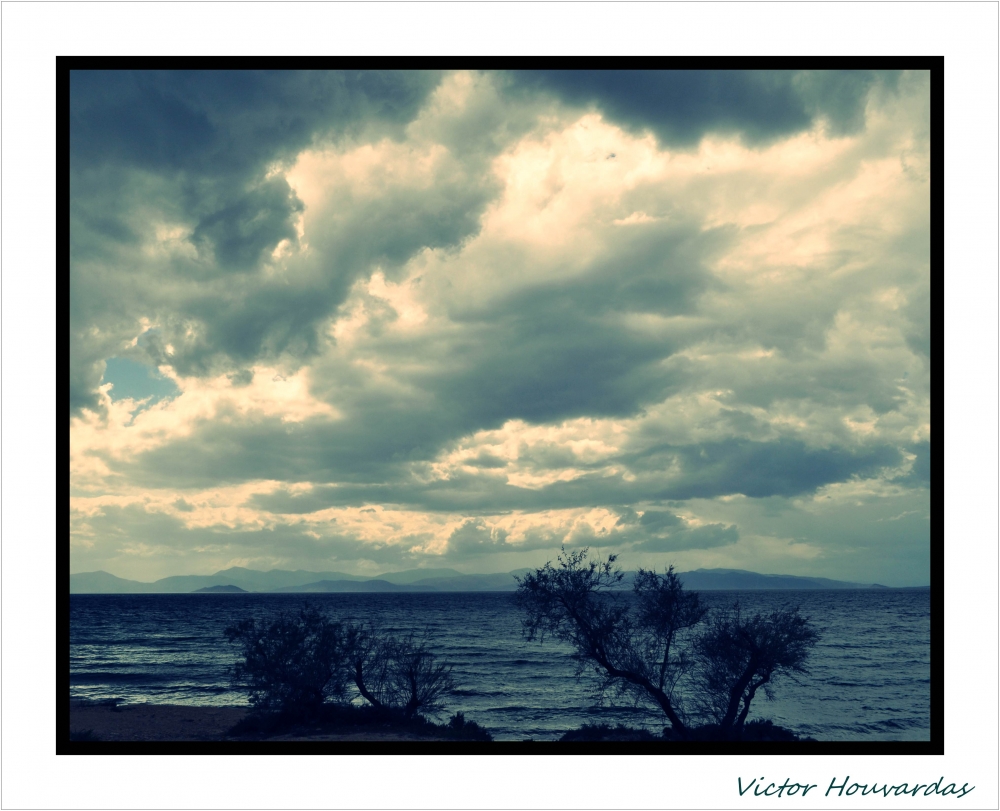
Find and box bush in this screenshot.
[225,607,458,724]
[345,624,456,719]
[445,712,493,741]
[695,602,820,735]
[659,719,806,741]
[559,723,659,742]
[70,729,101,741]
[740,718,805,741]
[224,606,351,719]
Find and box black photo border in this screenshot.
[57,56,943,757]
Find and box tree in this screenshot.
[515,547,705,736]
[224,606,351,718]
[345,624,456,719]
[226,608,458,722]
[695,601,820,737]
[343,621,395,710]
[382,634,456,719]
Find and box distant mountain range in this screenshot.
[69,565,923,594]
[675,569,891,590]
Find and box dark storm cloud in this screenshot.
[634,438,903,500]
[70,357,107,415]
[902,441,931,487]
[425,222,723,427]
[605,507,738,553]
[70,70,442,176]
[70,70,443,274]
[70,71,931,583]
[903,283,931,359]
[106,218,726,494]
[639,509,683,533]
[152,428,907,518]
[227,369,254,387]
[111,414,409,489]
[713,352,913,417]
[445,518,510,558]
[249,485,348,515]
[432,310,678,427]
[632,522,739,553]
[69,70,451,415]
[510,70,899,147]
[190,176,304,270]
[140,274,339,377]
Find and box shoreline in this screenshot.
[69,701,488,742]
[68,701,815,743]
[71,702,248,742]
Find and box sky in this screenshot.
[69,69,931,586]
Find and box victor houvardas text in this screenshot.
[738,776,974,799]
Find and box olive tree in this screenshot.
[515,547,705,736]
[695,601,820,736]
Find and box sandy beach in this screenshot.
[69,702,467,742]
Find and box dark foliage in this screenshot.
[516,548,704,735]
[444,712,494,742]
[696,601,820,735]
[225,606,458,727]
[344,623,455,719]
[226,703,492,741]
[224,606,352,718]
[559,723,659,742]
[516,548,820,740]
[739,718,809,741]
[661,718,808,742]
[70,729,101,741]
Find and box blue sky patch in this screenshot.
[102,357,179,404]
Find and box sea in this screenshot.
[69,589,931,741]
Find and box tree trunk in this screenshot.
[720,666,756,731]
[599,658,688,736]
[353,662,383,708]
[561,594,689,736]
[403,669,420,718]
[735,676,767,731]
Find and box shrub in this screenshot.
[224,606,351,719]
[345,624,456,719]
[695,601,820,735]
[559,723,659,742]
[70,729,101,741]
[226,608,458,724]
[445,712,494,741]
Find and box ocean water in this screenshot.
[69,590,930,741]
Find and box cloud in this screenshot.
[633,522,739,553]
[634,438,904,500]
[69,70,931,584]
[69,70,448,416]
[509,70,900,148]
[70,502,424,580]
[445,518,511,558]
[639,509,683,533]
[901,441,931,487]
